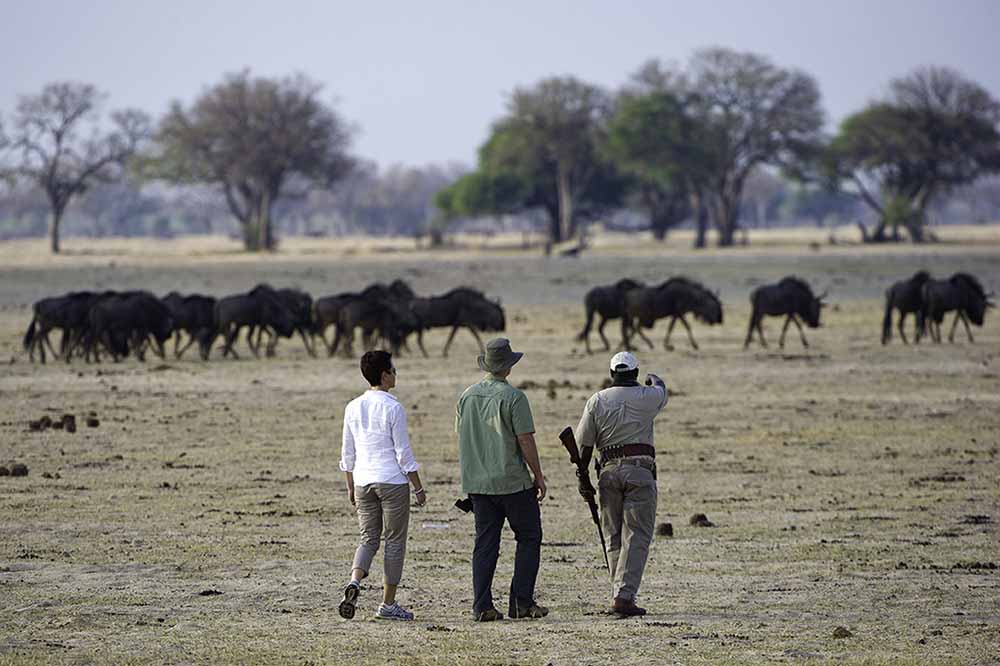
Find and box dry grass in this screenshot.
[0,240,998,664]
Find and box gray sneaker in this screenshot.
[375,601,414,621]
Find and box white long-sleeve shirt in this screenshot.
[340,390,419,486]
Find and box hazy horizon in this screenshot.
[2,0,999,170]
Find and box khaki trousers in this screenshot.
[352,483,410,585]
[598,458,657,602]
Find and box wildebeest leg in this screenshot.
[442,325,461,357]
[779,316,793,349]
[791,315,809,348]
[173,332,182,358]
[299,328,317,358]
[898,312,909,345]
[664,317,678,350]
[595,317,608,353]
[416,330,429,358]
[246,326,261,359]
[264,327,278,358]
[467,326,485,354]
[957,311,975,343]
[620,317,633,351]
[743,313,758,349]
[679,315,699,350]
[947,312,962,343]
[176,333,196,359]
[43,330,60,362]
[637,327,655,350]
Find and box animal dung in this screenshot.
[0,465,8,476]
[61,414,77,433]
[9,463,28,477]
[689,513,714,527]
[832,626,853,639]
[656,522,673,537]
[86,417,100,428]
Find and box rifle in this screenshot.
[559,426,610,574]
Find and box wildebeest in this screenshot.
[313,292,358,356]
[622,277,723,351]
[23,294,77,363]
[918,272,994,344]
[247,287,317,358]
[408,287,505,357]
[576,278,646,354]
[881,270,931,345]
[744,277,827,349]
[331,282,422,357]
[215,285,295,359]
[86,291,174,362]
[162,292,218,361]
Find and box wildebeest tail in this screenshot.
[576,305,593,341]
[23,315,37,351]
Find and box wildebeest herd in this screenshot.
[578,272,993,353]
[20,270,994,364]
[22,281,505,364]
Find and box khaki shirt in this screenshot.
[456,375,536,495]
[576,376,668,451]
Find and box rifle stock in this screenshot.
[560,425,611,573]
[558,426,581,464]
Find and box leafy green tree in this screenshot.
[1,82,150,253]
[443,77,625,244]
[153,71,354,251]
[828,66,1000,242]
[689,48,825,246]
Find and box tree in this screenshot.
[689,48,825,246]
[457,76,625,244]
[828,67,1000,242]
[154,71,354,251]
[1,82,150,253]
[78,179,163,237]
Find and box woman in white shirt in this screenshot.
[338,350,426,621]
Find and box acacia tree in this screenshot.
[828,67,1000,242]
[450,76,624,244]
[1,82,150,253]
[154,71,354,251]
[689,48,824,246]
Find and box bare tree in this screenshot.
[154,71,354,251]
[1,82,150,253]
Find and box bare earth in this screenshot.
[1,230,999,665]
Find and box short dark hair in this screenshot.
[361,350,393,386]
[610,368,639,383]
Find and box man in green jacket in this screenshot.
[456,338,548,622]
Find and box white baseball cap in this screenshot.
[609,351,639,372]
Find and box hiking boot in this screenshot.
[510,601,549,619]
[375,601,414,621]
[473,608,504,622]
[338,582,360,620]
[612,597,646,618]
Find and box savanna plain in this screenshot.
[1,228,998,665]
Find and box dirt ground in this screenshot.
[1,232,999,665]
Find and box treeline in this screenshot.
[2,48,999,253]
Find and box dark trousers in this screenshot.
[470,488,542,615]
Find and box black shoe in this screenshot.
[511,602,549,619]
[338,582,360,620]
[473,608,504,622]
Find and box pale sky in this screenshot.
[2,0,998,169]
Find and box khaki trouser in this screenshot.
[352,483,410,585]
[598,458,657,602]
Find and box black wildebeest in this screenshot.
[408,287,505,357]
[918,272,994,344]
[162,292,218,361]
[331,282,422,357]
[24,291,111,363]
[247,287,317,358]
[576,278,646,354]
[86,291,174,362]
[744,277,827,349]
[215,285,295,359]
[622,277,724,351]
[882,270,932,344]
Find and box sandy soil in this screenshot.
[1,236,998,665]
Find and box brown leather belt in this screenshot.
[599,443,655,465]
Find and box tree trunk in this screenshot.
[716,198,738,247]
[691,189,708,250]
[556,164,574,243]
[49,206,64,254]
